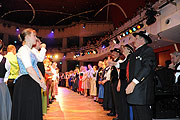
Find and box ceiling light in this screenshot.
[51,29,54,33]
[16,27,19,31]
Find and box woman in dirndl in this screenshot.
[0,40,11,120]
[11,28,46,120]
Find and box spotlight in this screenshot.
[55,55,58,58]
[60,61,62,64]
[145,8,157,25]
[16,27,19,31]
[102,40,110,47]
[137,24,144,29]
[77,53,80,56]
[51,29,54,33]
[83,24,86,29]
[14,41,17,44]
[87,51,90,54]
[122,33,126,37]
[133,27,136,31]
[63,53,66,57]
[126,31,129,35]
[129,29,133,33]
[113,38,120,44]
[102,45,105,49]
[93,50,98,54]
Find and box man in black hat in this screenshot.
[105,48,122,117]
[126,31,156,120]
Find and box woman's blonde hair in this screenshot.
[18,28,36,42]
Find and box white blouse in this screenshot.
[0,55,11,82]
[31,47,46,62]
[104,67,111,81]
[17,45,32,68]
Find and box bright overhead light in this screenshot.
[55,55,58,58]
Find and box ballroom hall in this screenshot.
[0,0,180,120]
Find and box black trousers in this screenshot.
[110,83,115,113]
[7,79,15,100]
[103,81,113,110]
[132,105,152,120]
[112,81,130,120]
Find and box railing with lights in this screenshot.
[73,22,145,59]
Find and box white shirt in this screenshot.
[0,54,11,82]
[31,47,46,62]
[115,59,125,68]
[175,64,180,83]
[104,67,111,81]
[17,45,32,68]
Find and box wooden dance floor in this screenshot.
[43,87,180,120]
[43,87,113,120]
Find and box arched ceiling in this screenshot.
[0,0,158,27]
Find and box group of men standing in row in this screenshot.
[97,31,157,120]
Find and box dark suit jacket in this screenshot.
[127,45,156,105]
[110,66,118,84]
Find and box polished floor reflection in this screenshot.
[43,87,180,120]
[43,87,113,120]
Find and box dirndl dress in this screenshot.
[0,56,12,120]
[12,52,43,120]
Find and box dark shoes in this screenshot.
[107,112,116,116]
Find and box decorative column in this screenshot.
[62,37,67,49]
[62,60,67,72]
[79,37,83,47]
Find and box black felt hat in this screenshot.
[110,48,122,54]
[124,44,134,53]
[132,31,152,44]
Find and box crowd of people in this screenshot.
[0,28,180,120]
[0,28,60,120]
[59,31,180,120]
[82,31,112,47]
